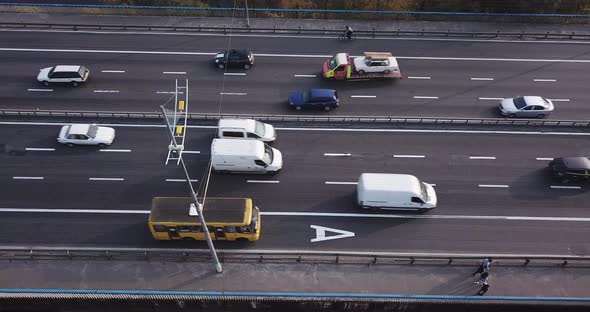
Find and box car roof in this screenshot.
[227,49,250,55]
[358,173,421,194]
[67,124,90,135]
[54,65,82,72]
[523,96,548,107]
[218,118,256,131]
[555,157,590,170]
[309,89,336,98]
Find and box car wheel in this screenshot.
[358,70,365,75]
[71,81,79,86]
[43,81,49,86]
[418,208,428,213]
[384,69,391,74]
[244,64,250,70]
[98,143,107,148]
[66,143,75,147]
[536,114,546,119]
[507,113,516,118]
[324,106,331,111]
[218,64,225,69]
[295,106,302,111]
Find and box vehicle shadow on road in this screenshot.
[426,271,482,296]
[509,168,588,201]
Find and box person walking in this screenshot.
[472,257,493,276]
[476,281,490,296]
[474,271,489,285]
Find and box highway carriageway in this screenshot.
[1,122,590,255]
[0,30,589,120]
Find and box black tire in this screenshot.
[66,143,75,147]
[418,208,428,213]
[295,106,302,111]
[71,81,79,86]
[218,64,225,69]
[338,34,345,40]
[324,106,331,111]
[507,113,516,118]
[536,114,546,119]
[98,143,107,148]
[43,81,49,86]
[358,70,365,75]
[244,64,251,70]
[384,69,391,74]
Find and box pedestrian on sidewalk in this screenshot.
[476,281,490,296]
[474,271,489,285]
[472,257,493,276]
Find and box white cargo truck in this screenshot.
[357,173,437,212]
[211,139,282,174]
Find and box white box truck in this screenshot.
[357,173,437,212]
[211,138,282,174]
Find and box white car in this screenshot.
[57,124,115,147]
[499,96,554,118]
[353,52,400,75]
[37,65,89,86]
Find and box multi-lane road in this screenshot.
[1,27,590,256]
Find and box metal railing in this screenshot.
[1,246,589,267]
[2,108,590,127]
[0,21,589,40]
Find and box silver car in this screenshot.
[57,124,115,147]
[499,96,554,118]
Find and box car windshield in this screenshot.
[302,91,311,103]
[513,96,527,109]
[87,125,98,138]
[419,182,429,202]
[329,58,339,70]
[263,144,273,164]
[254,121,266,137]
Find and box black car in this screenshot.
[549,157,590,182]
[214,49,254,69]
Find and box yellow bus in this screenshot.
[148,197,261,241]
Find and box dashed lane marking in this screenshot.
[25,148,55,151]
[93,90,119,93]
[393,155,426,158]
[294,74,317,78]
[548,98,570,102]
[536,157,554,161]
[12,176,44,180]
[471,77,494,81]
[478,184,509,188]
[351,95,377,98]
[163,71,186,75]
[469,156,496,160]
[165,179,198,182]
[413,96,439,99]
[182,151,201,154]
[101,70,125,73]
[88,177,125,181]
[550,185,582,189]
[324,153,352,157]
[247,180,280,184]
[533,79,557,82]
[224,72,247,76]
[27,89,53,92]
[156,91,184,94]
[407,76,431,80]
[220,92,247,96]
[325,181,358,185]
[479,97,504,100]
[99,149,131,152]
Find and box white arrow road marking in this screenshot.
[310,225,355,243]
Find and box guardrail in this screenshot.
[2,108,590,127]
[1,246,589,267]
[1,21,589,40]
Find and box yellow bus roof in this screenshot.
[149,197,252,225]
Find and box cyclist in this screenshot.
[344,25,353,40]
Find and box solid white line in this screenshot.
[478,184,509,188]
[99,149,131,153]
[470,77,494,81]
[533,79,557,82]
[88,177,125,181]
[413,96,439,99]
[163,71,186,75]
[294,74,317,78]
[407,76,431,80]
[550,185,582,190]
[479,97,504,100]
[165,179,198,182]
[182,150,201,154]
[12,176,44,180]
[156,91,184,94]
[536,157,554,161]
[25,148,55,151]
[101,70,125,73]
[393,154,426,158]
[325,181,358,185]
[324,153,352,157]
[469,156,496,160]
[220,92,247,96]
[247,180,280,184]
[351,95,377,98]
[27,89,53,92]
[224,72,247,76]
[0,208,150,214]
[548,98,570,102]
[93,90,119,93]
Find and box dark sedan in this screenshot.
[288,89,339,111]
[549,157,590,182]
[214,49,254,69]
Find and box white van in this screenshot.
[357,173,437,212]
[211,139,282,174]
[218,119,276,142]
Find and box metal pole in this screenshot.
[245,0,250,27]
[160,105,223,273]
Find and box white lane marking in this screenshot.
[324,153,352,157]
[27,89,53,92]
[311,225,355,243]
[407,76,431,80]
[88,177,125,181]
[533,79,557,82]
[478,184,509,188]
[393,154,426,158]
[163,71,186,75]
[25,148,55,151]
[479,97,504,100]
[469,156,496,160]
[224,72,247,76]
[101,70,125,73]
[156,91,184,94]
[182,150,201,154]
[325,181,358,185]
[0,208,150,214]
[220,92,247,96]
[471,77,494,81]
[165,179,198,182]
[93,90,119,93]
[548,98,570,102]
[12,176,44,180]
[536,157,554,161]
[550,185,582,189]
[294,74,317,78]
[247,180,280,184]
[99,149,131,153]
[413,96,439,99]
[351,95,377,98]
